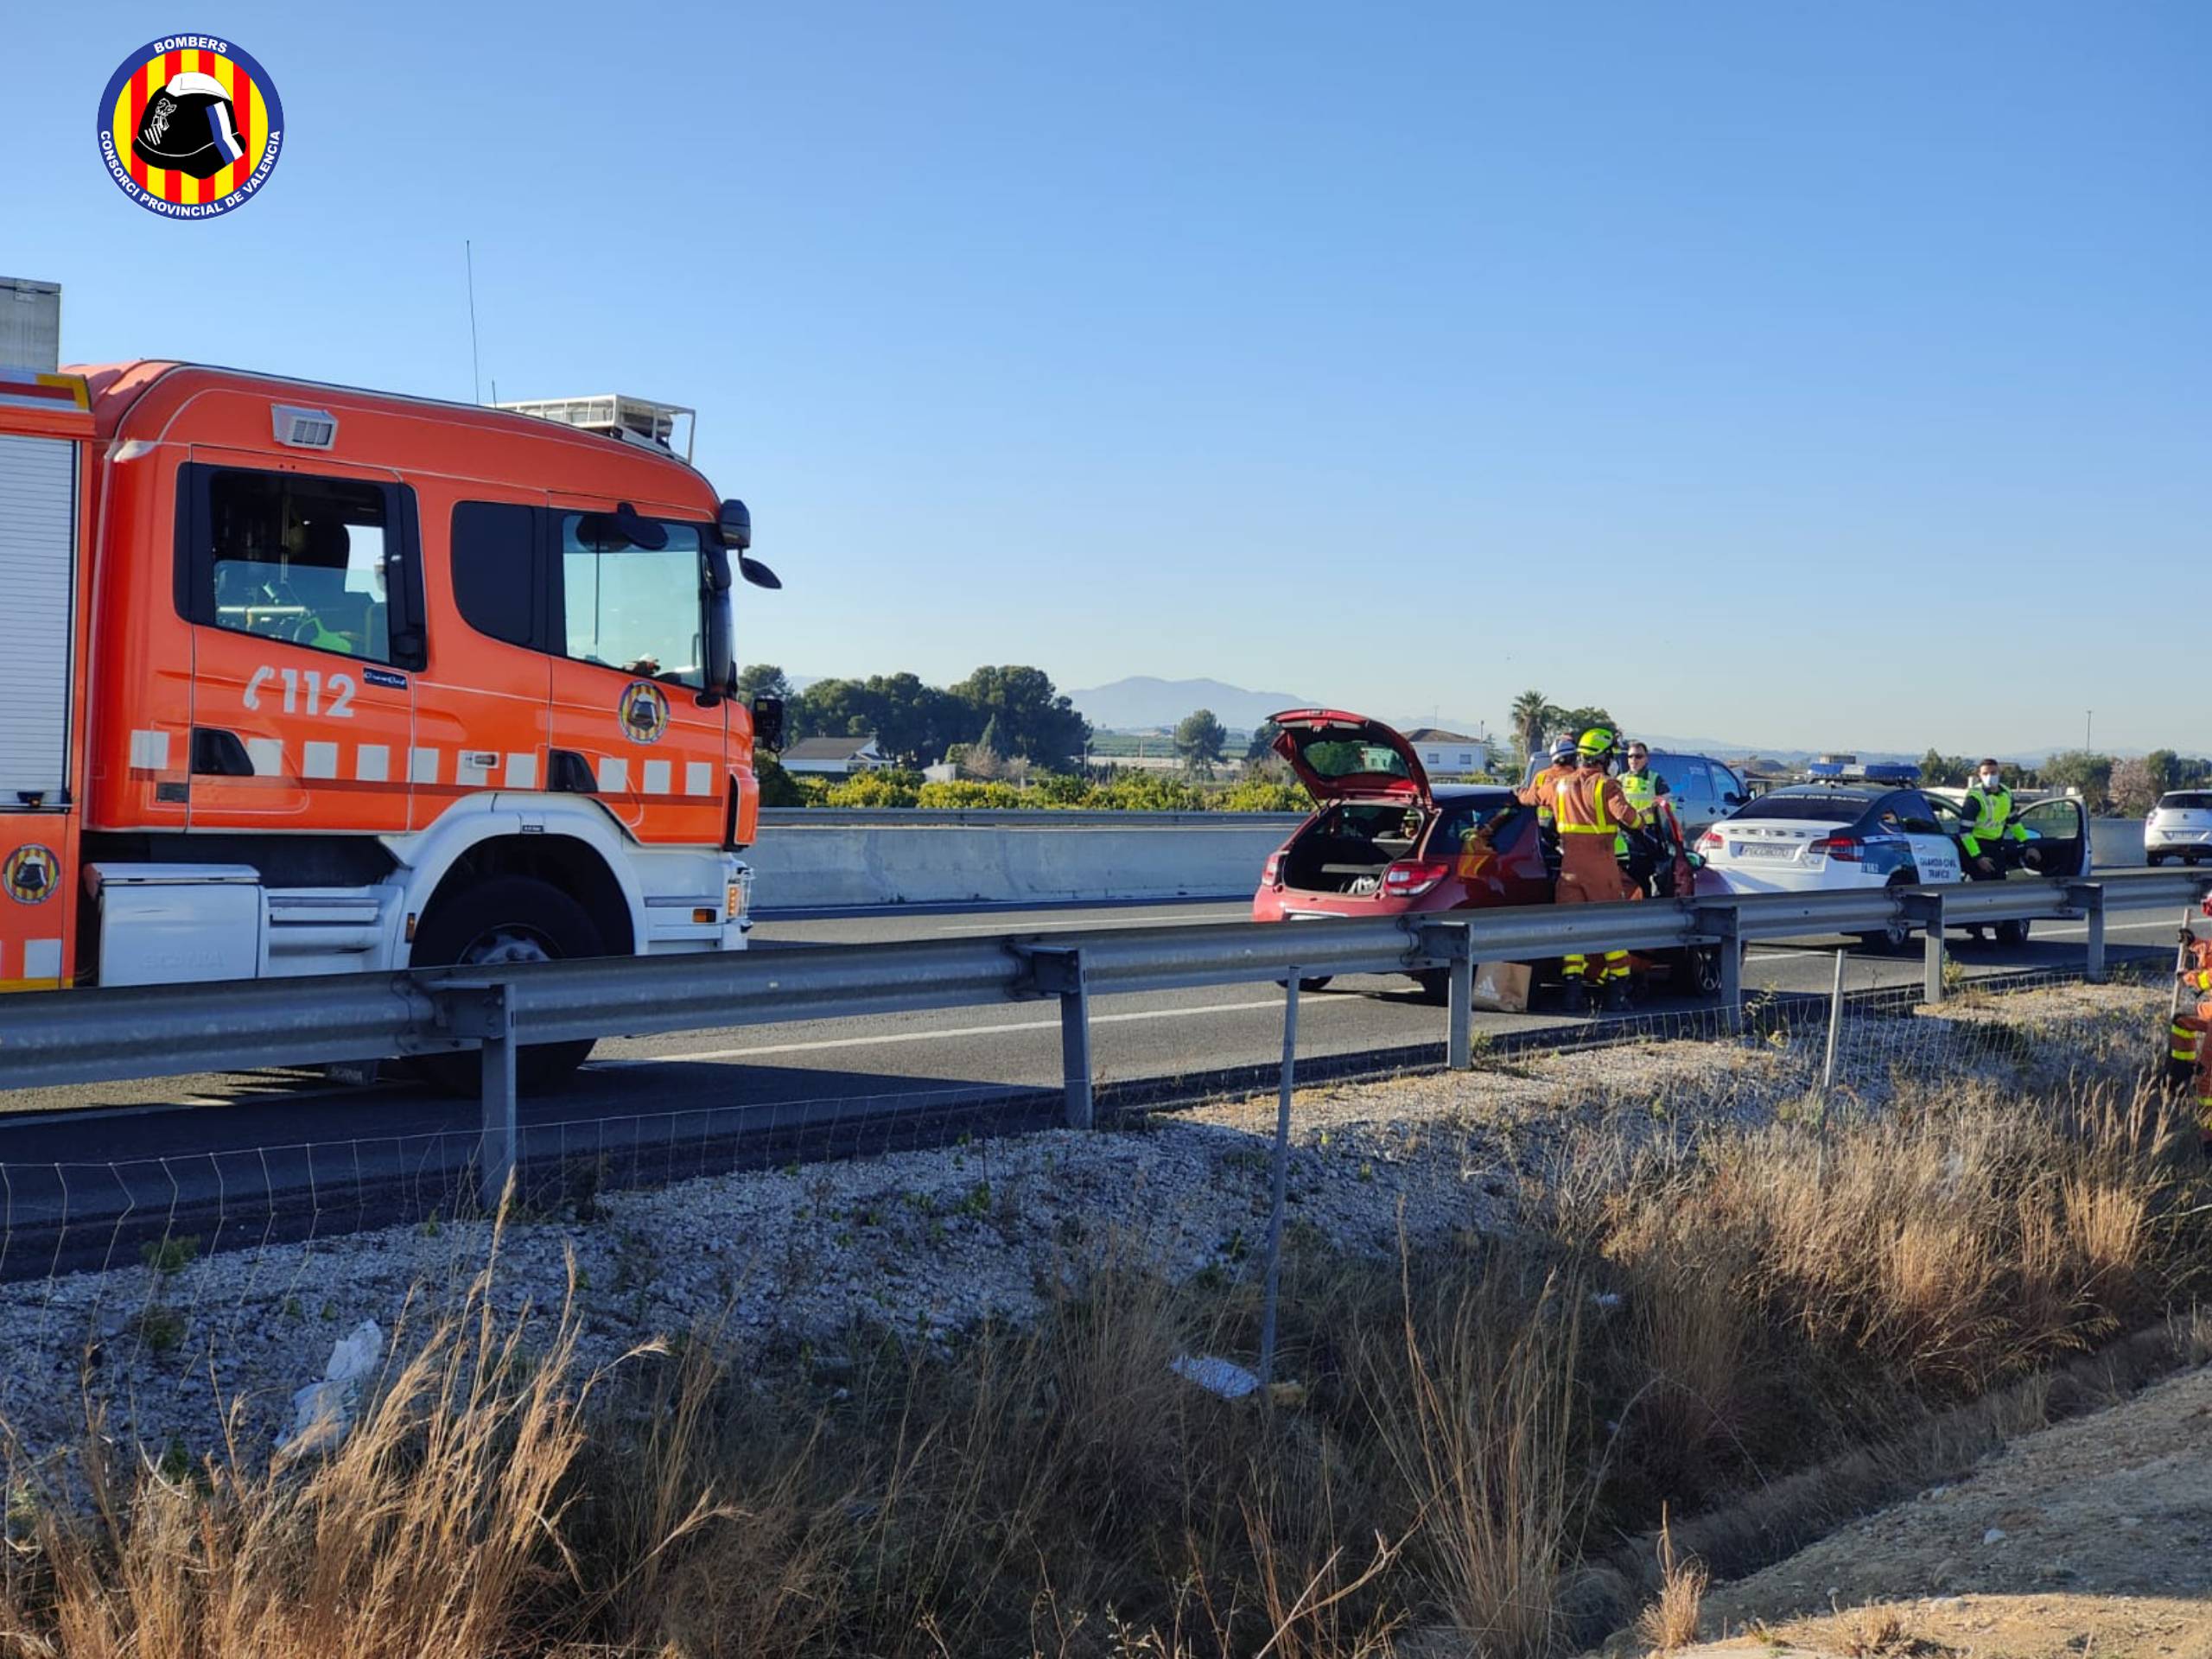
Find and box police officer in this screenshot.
[1961,760,2029,873]
[1615,741,1673,887]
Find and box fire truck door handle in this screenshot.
[190,728,257,778]
[548,750,597,793]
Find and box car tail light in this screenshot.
[1262,852,1284,887]
[1698,830,1723,852]
[1806,836,1862,861]
[1382,857,1451,898]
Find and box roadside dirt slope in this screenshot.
[1673,1360,2212,1658]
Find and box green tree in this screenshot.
[1510,690,1555,763]
[859,672,964,767]
[1917,749,1973,786]
[734,664,793,706]
[948,665,1091,770]
[1174,709,1228,776]
[2144,749,2179,798]
[1554,706,1617,745]
[2040,750,2114,810]
[967,715,1009,780]
[754,754,807,806]
[1245,718,1282,766]
[791,677,877,744]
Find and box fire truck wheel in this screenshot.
[410,876,606,1095]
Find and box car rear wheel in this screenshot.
[411,876,604,1096]
[1854,874,1916,954]
[1995,918,2030,947]
[2149,853,2169,867]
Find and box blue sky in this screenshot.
[15,2,2208,753]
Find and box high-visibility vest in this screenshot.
[1556,771,1637,835]
[1618,771,1658,813]
[1965,784,2025,842]
[1616,770,1662,852]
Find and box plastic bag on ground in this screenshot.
[278,1319,384,1454]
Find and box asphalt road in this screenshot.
[0,893,2181,1164]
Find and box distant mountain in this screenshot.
[1068,677,1316,732]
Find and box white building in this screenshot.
[1402,728,1488,776]
[780,735,887,777]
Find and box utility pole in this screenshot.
[2086,709,2094,752]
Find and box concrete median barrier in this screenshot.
[2094,817,2145,868]
[747,813,1300,909]
[742,812,2152,912]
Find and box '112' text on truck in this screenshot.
[0,297,783,1090]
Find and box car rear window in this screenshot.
[1727,792,1875,821]
[2161,793,2212,811]
[1300,739,1416,782]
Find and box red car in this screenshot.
[1251,709,1724,1002]
[1251,710,1549,995]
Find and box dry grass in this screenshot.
[1634,1508,1707,1653]
[0,1068,2202,1658]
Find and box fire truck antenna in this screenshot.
[464,239,483,405]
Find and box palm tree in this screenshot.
[1510,689,1555,760]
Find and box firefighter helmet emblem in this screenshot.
[619,680,671,745]
[3,846,59,906]
[97,37,284,218]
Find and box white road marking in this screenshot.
[597,995,1350,1067]
[933,911,1251,934]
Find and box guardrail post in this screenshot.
[2065,881,2107,982]
[1025,947,1094,1130]
[1901,893,1946,1002]
[1419,919,1478,1070]
[1259,972,1300,1385]
[1693,905,1743,1033]
[1822,947,1846,1091]
[466,985,518,1210]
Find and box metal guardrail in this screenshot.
[759,808,1306,829]
[2,870,2205,1203]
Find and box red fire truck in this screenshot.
[0,280,781,1084]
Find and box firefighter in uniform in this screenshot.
[1522,736,1580,880]
[1551,728,1643,1012]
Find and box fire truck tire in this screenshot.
[410,876,605,1095]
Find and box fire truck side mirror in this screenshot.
[752,695,785,752]
[716,499,752,551]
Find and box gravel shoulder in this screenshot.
[0,979,2165,1494]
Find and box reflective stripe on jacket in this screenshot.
[1964,784,2028,842]
[1556,770,1640,836]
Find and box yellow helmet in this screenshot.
[1576,726,1616,758]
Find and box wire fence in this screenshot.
[0,957,2180,1484]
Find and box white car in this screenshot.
[2146,791,2212,867]
[1698,783,2092,950]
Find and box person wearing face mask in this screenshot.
[1961,759,2030,870]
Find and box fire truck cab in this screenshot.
[0,286,779,1084]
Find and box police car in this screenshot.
[1697,782,2093,949]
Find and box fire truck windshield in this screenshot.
[559,512,708,688]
